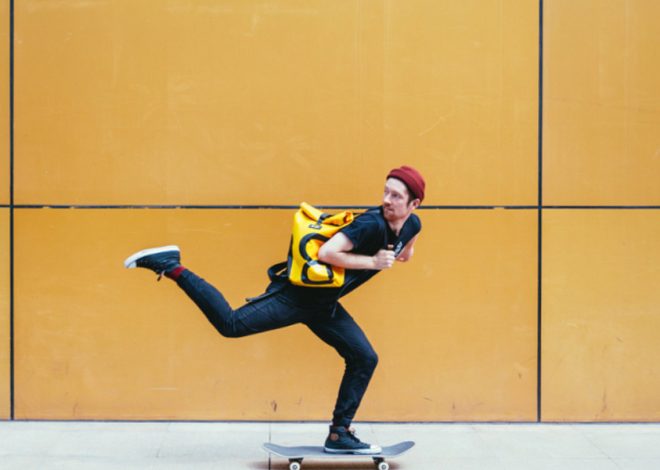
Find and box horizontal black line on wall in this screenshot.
[7,418,660,425]
[1,204,659,210]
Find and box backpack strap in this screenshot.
[267,261,289,283]
[362,206,389,249]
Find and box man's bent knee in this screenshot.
[359,350,379,373]
[214,324,250,339]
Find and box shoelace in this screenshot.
[346,427,362,443]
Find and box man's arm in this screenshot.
[395,235,418,262]
[318,232,395,270]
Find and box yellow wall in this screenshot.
[15,0,537,206]
[542,211,660,421]
[0,210,8,419]
[5,0,660,422]
[1,0,10,420]
[545,0,660,205]
[0,0,8,205]
[541,0,660,421]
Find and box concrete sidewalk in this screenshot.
[1,421,659,470]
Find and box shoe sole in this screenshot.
[124,245,180,269]
[323,446,382,455]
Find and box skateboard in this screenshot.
[263,441,414,470]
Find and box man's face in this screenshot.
[382,178,419,222]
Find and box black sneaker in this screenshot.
[323,426,382,455]
[124,245,181,280]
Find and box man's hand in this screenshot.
[395,235,418,263]
[372,245,396,270]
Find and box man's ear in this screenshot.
[409,198,421,210]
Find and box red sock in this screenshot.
[165,266,186,280]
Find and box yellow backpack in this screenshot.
[288,202,354,287]
[283,202,354,288]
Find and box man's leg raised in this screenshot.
[125,245,306,338]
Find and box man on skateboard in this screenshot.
[124,166,424,454]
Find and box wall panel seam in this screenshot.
[537,0,544,423]
[8,0,15,421]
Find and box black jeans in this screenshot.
[176,269,379,428]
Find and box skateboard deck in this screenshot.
[263,441,414,470]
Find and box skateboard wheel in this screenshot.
[377,462,389,470]
[289,461,301,470]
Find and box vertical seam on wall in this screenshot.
[537,0,544,423]
[9,0,14,420]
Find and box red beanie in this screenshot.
[387,165,426,202]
